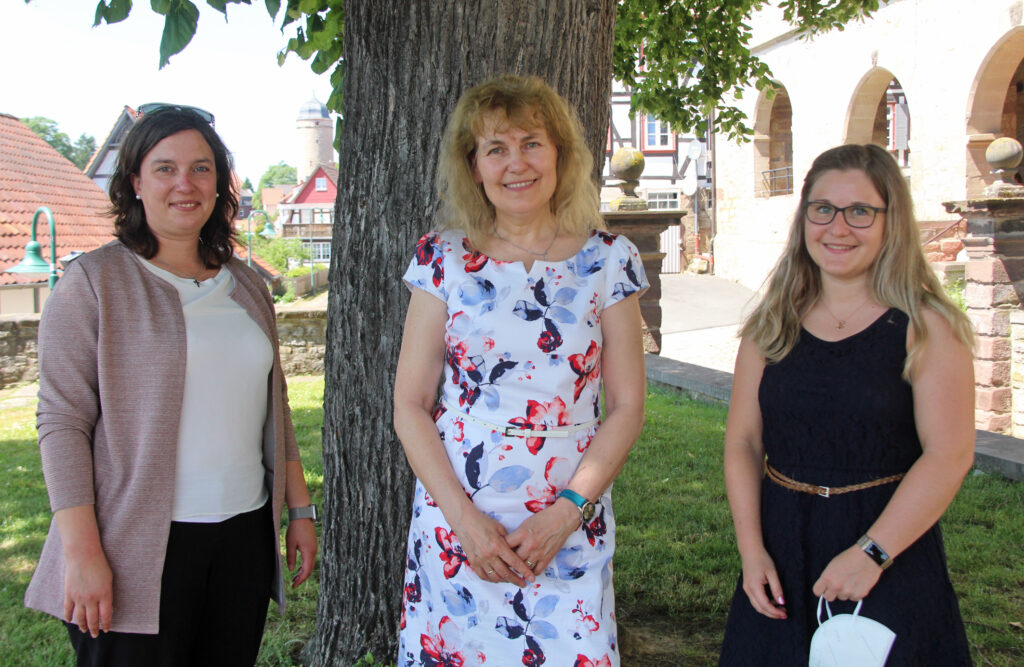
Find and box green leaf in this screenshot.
[93,0,133,26]
[150,0,171,14]
[265,0,281,18]
[157,0,200,68]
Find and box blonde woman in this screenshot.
[394,75,647,666]
[720,144,974,665]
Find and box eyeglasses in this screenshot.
[137,103,215,126]
[805,201,885,229]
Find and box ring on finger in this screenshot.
[485,569,496,575]
[526,560,536,568]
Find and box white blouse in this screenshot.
[139,258,272,522]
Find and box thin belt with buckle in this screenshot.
[765,463,905,498]
[440,398,599,438]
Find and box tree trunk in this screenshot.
[310,1,616,663]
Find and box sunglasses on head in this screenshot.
[137,103,215,126]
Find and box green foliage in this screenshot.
[945,276,967,312]
[243,176,254,191]
[22,117,97,169]
[251,235,309,273]
[91,0,878,141]
[259,161,298,191]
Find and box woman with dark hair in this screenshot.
[719,144,974,664]
[24,104,318,666]
[394,75,647,666]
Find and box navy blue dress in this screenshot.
[719,309,971,665]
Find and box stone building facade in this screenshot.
[712,0,1024,290]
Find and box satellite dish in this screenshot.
[681,173,698,196]
[687,139,704,160]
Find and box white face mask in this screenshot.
[809,596,896,667]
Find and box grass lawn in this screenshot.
[1,379,1021,665]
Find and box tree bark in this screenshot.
[310,1,616,663]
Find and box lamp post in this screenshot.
[246,209,275,267]
[8,207,59,289]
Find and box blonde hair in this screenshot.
[742,144,973,377]
[435,74,604,248]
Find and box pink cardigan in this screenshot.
[24,241,300,634]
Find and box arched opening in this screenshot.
[753,84,793,197]
[966,28,1024,197]
[845,69,910,168]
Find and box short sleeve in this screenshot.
[403,232,449,302]
[603,233,649,310]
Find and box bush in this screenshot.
[250,236,309,273]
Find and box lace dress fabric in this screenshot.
[719,309,971,665]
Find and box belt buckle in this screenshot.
[505,426,526,437]
[817,486,831,498]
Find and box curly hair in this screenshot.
[742,144,973,377]
[436,74,604,248]
[108,107,238,267]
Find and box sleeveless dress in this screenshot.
[399,229,648,667]
[719,309,972,665]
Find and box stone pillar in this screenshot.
[605,210,684,354]
[944,198,1024,433]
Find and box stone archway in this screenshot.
[845,67,895,145]
[965,27,1024,198]
[752,83,793,196]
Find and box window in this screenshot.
[306,242,331,262]
[640,116,676,153]
[647,191,680,210]
[315,177,328,191]
[313,208,332,225]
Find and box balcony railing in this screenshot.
[280,223,334,239]
[761,166,794,197]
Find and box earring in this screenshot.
[216,193,220,198]
[135,194,141,200]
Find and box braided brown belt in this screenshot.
[765,463,905,498]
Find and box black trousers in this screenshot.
[66,501,275,667]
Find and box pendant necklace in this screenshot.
[150,257,206,288]
[493,222,559,259]
[818,296,872,330]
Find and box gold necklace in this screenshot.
[818,297,872,330]
[492,223,559,259]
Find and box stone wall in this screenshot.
[0,309,328,391]
[276,308,327,376]
[0,314,40,388]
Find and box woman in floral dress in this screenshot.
[393,75,648,666]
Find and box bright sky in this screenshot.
[0,1,334,183]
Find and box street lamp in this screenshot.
[8,207,59,289]
[245,209,275,267]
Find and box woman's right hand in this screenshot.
[450,506,534,588]
[63,549,113,637]
[740,548,787,620]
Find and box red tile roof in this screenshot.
[0,113,115,285]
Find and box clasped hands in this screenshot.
[743,544,884,620]
[452,499,580,587]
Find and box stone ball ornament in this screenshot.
[986,137,1023,171]
[610,147,645,181]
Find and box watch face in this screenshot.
[581,502,596,522]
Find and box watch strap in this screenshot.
[857,534,892,570]
[289,504,318,522]
[557,488,588,508]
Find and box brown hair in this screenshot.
[108,107,237,267]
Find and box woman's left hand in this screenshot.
[506,498,580,576]
[812,544,883,601]
[286,518,318,588]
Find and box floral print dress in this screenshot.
[399,229,649,667]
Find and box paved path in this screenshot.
[657,272,758,374]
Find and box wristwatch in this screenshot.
[557,489,596,524]
[289,504,319,522]
[857,534,893,570]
